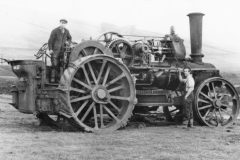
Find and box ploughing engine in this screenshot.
[8,13,239,133]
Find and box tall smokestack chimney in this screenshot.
[187,12,205,63]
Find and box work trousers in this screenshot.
[182,92,194,121]
[51,49,64,82]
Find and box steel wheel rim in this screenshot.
[65,55,136,132]
[194,77,239,127]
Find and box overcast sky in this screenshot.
[0,0,239,53]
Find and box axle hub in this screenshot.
[91,86,109,104]
[214,99,222,108]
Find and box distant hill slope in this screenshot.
[0,65,15,77]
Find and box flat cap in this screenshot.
[60,19,68,24]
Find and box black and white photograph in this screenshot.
[0,0,240,159]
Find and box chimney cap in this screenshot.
[187,12,205,17]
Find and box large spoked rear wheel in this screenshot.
[61,55,136,133]
[194,77,239,127]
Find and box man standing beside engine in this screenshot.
[178,66,195,128]
[48,19,72,83]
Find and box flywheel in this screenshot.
[106,39,134,67]
[59,54,136,133]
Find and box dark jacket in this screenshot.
[48,27,72,52]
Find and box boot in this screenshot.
[182,120,189,129]
[189,119,195,128]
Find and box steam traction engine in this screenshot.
[9,13,239,133]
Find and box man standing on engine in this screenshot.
[178,66,195,128]
[48,19,72,82]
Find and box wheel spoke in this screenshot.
[93,48,98,55]
[102,66,111,85]
[109,100,121,112]
[73,78,92,90]
[203,108,211,119]
[97,60,107,84]
[75,100,89,116]
[198,98,211,104]
[110,95,130,101]
[82,48,87,56]
[82,65,91,86]
[198,104,212,111]
[81,102,95,122]
[210,82,217,99]
[108,85,124,93]
[70,95,91,103]
[93,105,98,129]
[70,87,86,94]
[200,92,213,102]
[206,83,211,93]
[100,104,104,128]
[105,73,125,87]
[103,105,120,122]
[115,44,121,53]
[87,63,97,84]
[218,94,227,100]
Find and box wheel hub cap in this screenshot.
[97,89,107,99]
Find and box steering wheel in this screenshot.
[35,43,50,59]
